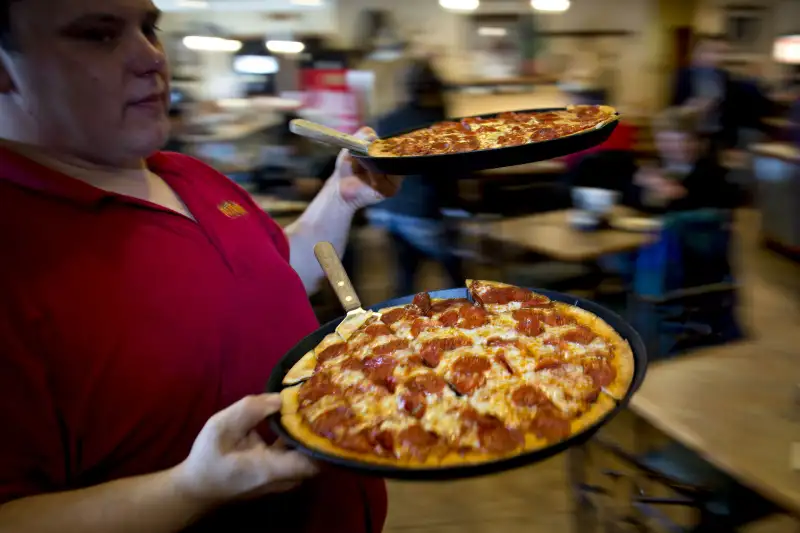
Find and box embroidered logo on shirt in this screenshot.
[218,201,248,219]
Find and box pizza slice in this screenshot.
[466,279,552,313]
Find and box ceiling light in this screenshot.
[531,0,570,12]
[233,55,280,75]
[182,36,243,52]
[265,40,306,54]
[176,0,209,8]
[291,0,324,5]
[439,0,479,12]
[774,35,800,64]
[478,27,508,37]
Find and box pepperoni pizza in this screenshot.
[280,280,634,467]
[367,105,617,157]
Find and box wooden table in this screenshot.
[630,341,800,515]
[474,208,654,262]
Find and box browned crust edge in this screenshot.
[279,385,618,468]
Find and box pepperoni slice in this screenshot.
[364,323,393,339]
[459,305,488,329]
[310,406,353,437]
[410,318,435,338]
[511,384,550,407]
[318,342,347,364]
[494,352,515,375]
[584,359,617,387]
[336,429,375,453]
[528,412,571,442]
[373,429,395,455]
[381,308,407,326]
[340,357,364,372]
[397,425,440,460]
[412,292,432,315]
[487,337,520,348]
[450,355,492,395]
[562,326,596,345]
[299,373,340,405]
[512,309,543,337]
[521,294,552,308]
[535,357,566,371]
[538,311,575,327]
[438,310,459,327]
[419,335,473,368]
[362,355,397,391]
[373,339,409,355]
[478,418,523,454]
[475,284,534,305]
[430,298,471,314]
[406,373,447,394]
[399,390,427,418]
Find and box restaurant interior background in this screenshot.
[154,0,800,531]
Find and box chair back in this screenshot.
[633,209,734,298]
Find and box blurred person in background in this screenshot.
[0,0,400,531]
[672,35,738,155]
[628,107,735,213]
[367,59,463,295]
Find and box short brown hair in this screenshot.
[652,107,700,135]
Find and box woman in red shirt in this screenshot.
[0,0,396,531]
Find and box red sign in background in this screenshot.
[300,69,362,133]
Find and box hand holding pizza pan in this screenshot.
[289,106,620,176]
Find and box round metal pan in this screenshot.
[353,107,620,176]
[267,288,646,481]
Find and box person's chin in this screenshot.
[124,123,171,158]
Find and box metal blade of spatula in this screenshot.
[314,241,380,341]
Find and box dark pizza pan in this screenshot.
[352,107,620,176]
[267,288,646,481]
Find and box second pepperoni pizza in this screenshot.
[280,280,634,468]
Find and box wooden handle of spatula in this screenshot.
[290,119,371,155]
[314,241,362,312]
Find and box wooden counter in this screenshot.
[631,341,800,515]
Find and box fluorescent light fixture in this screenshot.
[265,40,305,54]
[176,0,209,8]
[233,55,280,75]
[439,0,479,11]
[531,0,570,12]
[291,0,323,5]
[183,36,242,52]
[478,26,508,37]
[774,35,800,64]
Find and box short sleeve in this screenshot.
[0,295,66,504]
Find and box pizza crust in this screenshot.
[282,350,317,385]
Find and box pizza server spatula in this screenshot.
[314,241,380,342]
[290,119,371,156]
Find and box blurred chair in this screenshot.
[577,437,783,533]
[628,209,744,360]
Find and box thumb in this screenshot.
[214,394,281,446]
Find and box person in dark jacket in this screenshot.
[671,36,738,153]
[367,60,462,295]
[627,107,736,213]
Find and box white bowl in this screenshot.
[571,187,620,215]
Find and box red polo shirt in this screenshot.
[0,147,386,532]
